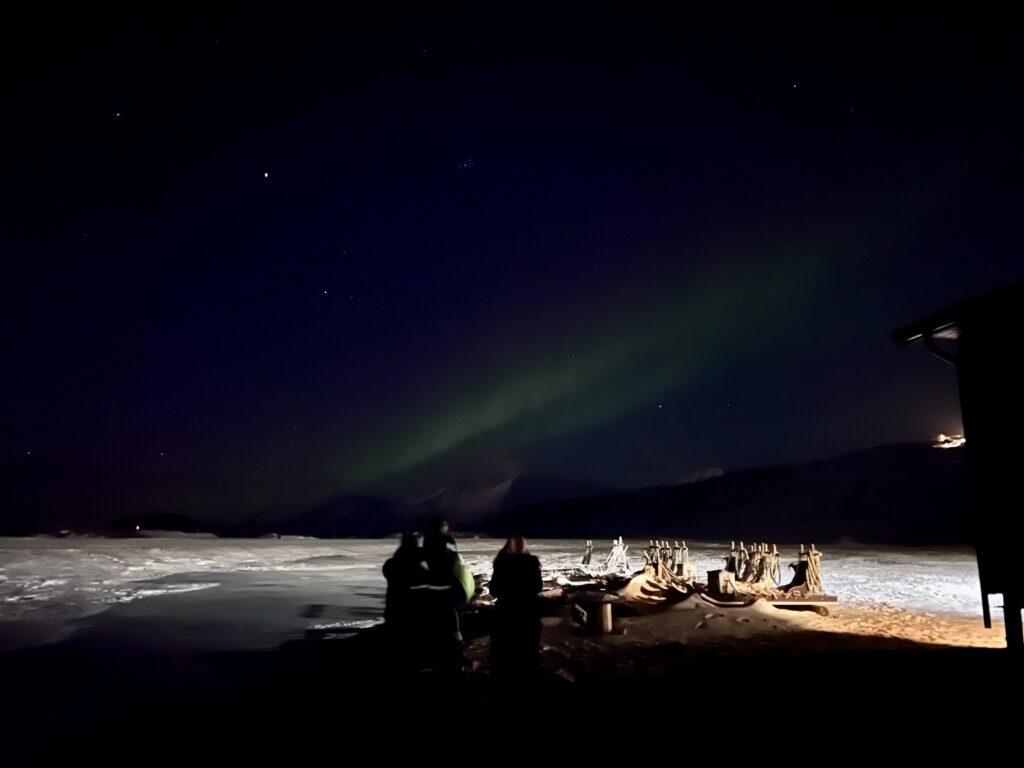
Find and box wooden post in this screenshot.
[574,592,616,634]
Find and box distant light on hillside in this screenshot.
[933,433,966,449]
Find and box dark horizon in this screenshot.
[4,6,1021,529]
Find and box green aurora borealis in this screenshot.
[342,252,827,487]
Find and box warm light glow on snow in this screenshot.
[933,433,966,449]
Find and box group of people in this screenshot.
[382,517,543,678]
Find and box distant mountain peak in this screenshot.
[481,442,968,546]
[406,472,612,521]
[682,466,725,484]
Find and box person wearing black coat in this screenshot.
[488,536,543,678]
[383,534,424,626]
[415,517,471,672]
[382,533,426,666]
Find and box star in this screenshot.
[263,171,270,179]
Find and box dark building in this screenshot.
[893,281,1024,650]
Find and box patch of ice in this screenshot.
[308,619,383,631]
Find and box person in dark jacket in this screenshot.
[413,517,472,672]
[383,534,424,625]
[382,534,426,666]
[488,536,543,678]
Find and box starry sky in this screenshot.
[3,6,1022,528]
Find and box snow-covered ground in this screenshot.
[0,536,987,651]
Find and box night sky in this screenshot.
[3,6,1022,528]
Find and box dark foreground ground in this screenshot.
[3,604,1019,763]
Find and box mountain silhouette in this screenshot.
[481,443,968,545]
